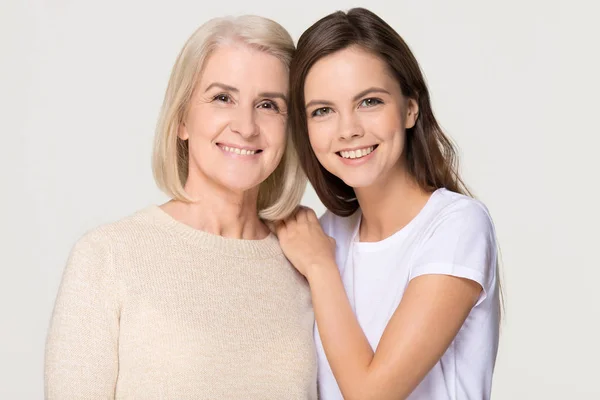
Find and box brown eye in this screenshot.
[258,101,280,112]
[213,94,231,103]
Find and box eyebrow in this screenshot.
[204,82,288,104]
[259,91,288,104]
[205,82,239,93]
[305,87,391,109]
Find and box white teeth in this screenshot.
[340,146,374,159]
[220,145,256,155]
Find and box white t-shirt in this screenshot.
[316,188,500,400]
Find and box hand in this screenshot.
[276,207,337,280]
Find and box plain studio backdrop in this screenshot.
[2,0,599,398]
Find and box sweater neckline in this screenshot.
[141,205,283,259]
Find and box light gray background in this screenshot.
[2,0,599,398]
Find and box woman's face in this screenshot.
[304,46,418,189]
[180,44,289,195]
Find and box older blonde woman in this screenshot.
[44,16,316,399]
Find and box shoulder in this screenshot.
[72,206,159,256]
[426,189,495,239]
[410,190,499,301]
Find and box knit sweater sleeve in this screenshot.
[45,230,121,399]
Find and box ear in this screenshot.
[178,121,189,140]
[405,98,419,129]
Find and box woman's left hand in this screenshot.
[276,207,337,279]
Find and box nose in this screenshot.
[338,112,365,141]
[230,105,259,139]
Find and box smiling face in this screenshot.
[304,46,418,189]
[179,43,289,195]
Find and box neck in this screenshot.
[354,163,432,242]
[161,171,268,240]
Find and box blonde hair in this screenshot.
[152,15,306,221]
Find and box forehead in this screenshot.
[199,44,289,92]
[304,47,398,97]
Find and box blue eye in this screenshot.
[311,107,332,117]
[360,98,383,107]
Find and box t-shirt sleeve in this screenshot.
[409,200,497,307]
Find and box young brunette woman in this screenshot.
[277,8,500,400]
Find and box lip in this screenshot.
[336,144,378,165]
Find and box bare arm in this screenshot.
[309,263,480,400]
[277,207,485,400]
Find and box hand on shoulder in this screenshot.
[275,206,337,279]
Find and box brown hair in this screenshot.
[290,7,471,216]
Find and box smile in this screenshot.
[217,143,263,156]
[337,145,378,159]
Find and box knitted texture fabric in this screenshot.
[45,206,317,399]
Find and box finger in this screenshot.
[293,206,305,223]
[306,208,319,224]
[297,207,310,223]
[301,206,317,222]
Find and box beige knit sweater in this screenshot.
[45,206,317,399]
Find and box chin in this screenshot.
[217,174,263,194]
[221,181,261,194]
[339,174,378,189]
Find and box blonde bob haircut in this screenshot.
[152,15,306,221]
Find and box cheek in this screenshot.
[380,115,407,162]
[307,121,334,155]
[188,107,229,141]
[367,110,403,140]
[260,116,287,146]
[259,116,287,165]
